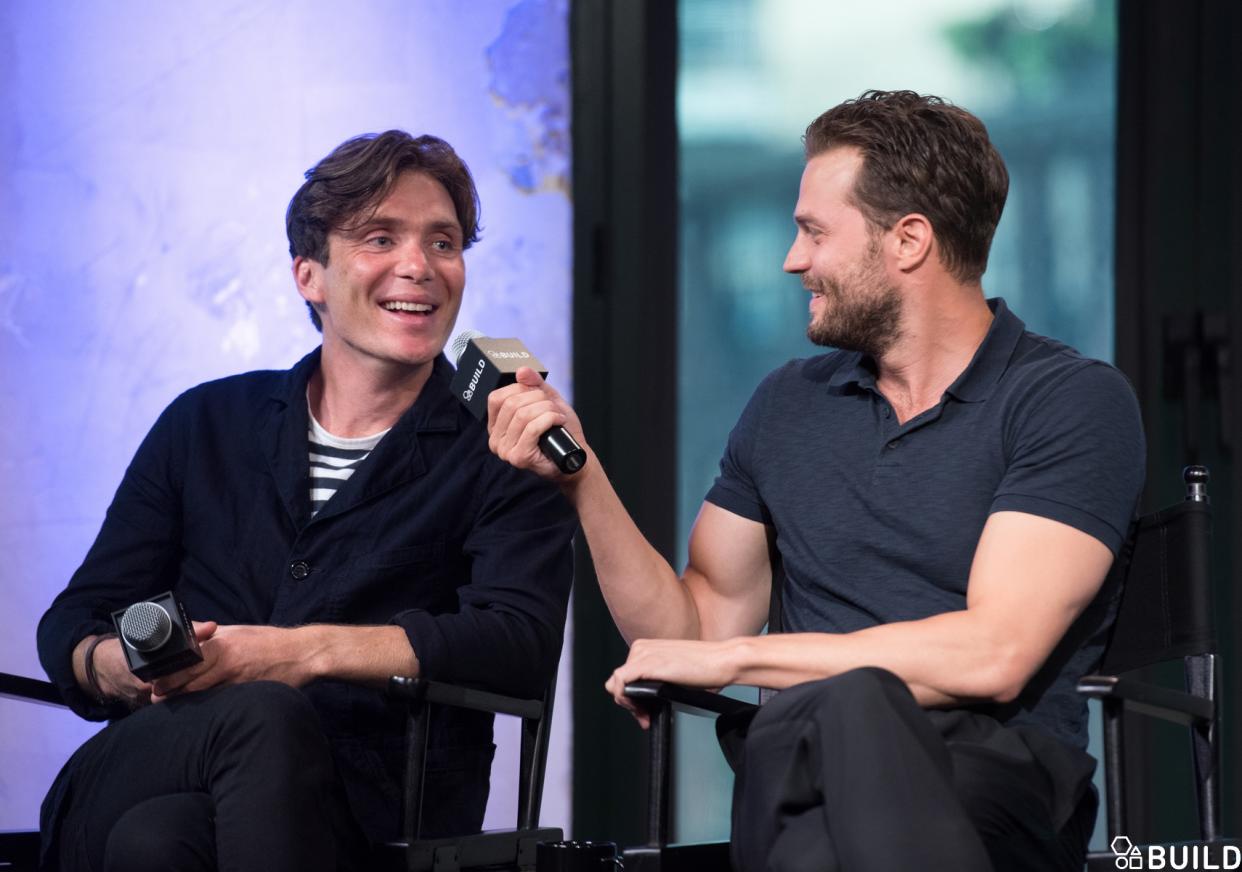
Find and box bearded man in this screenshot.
[487,90,1144,871]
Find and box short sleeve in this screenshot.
[990,362,1145,554]
[704,368,782,525]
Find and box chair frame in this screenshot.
[619,682,753,871]
[1078,465,1236,867]
[384,676,562,872]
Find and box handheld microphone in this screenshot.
[450,331,587,475]
[111,591,203,681]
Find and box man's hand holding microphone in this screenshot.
[448,330,590,482]
[487,366,592,484]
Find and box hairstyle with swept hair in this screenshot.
[286,130,481,331]
[803,90,1008,284]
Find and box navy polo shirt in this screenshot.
[706,298,1145,750]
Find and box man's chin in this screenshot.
[807,320,846,350]
[807,322,877,355]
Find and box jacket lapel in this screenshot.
[308,354,460,525]
[256,349,320,531]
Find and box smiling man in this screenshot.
[488,92,1144,871]
[36,131,575,872]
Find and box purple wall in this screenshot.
[0,0,572,834]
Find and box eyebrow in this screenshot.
[347,214,463,237]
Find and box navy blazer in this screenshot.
[37,348,576,841]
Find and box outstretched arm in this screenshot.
[488,368,773,644]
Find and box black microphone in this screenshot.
[450,331,587,475]
[111,591,204,681]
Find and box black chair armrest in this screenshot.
[1077,674,1213,726]
[0,671,67,708]
[623,680,758,719]
[387,676,543,719]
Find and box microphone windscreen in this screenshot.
[451,329,486,364]
[120,601,174,652]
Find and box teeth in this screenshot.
[383,301,433,313]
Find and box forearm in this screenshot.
[68,631,155,710]
[71,633,127,699]
[562,459,702,643]
[725,611,1026,707]
[301,624,420,689]
[71,634,100,695]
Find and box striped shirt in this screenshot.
[308,411,390,516]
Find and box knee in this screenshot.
[751,668,918,739]
[219,679,314,713]
[764,667,908,718]
[820,666,908,701]
[216,681,318,730]
[103,794,215,872]
[194,682,341,801]
[208,681,329,759]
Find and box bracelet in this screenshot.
[83,632,118,705]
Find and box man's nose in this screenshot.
[783,236,809,273]
[398,243,434,282]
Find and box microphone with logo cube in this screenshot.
[111,591,204,681]
[450,331,587,475]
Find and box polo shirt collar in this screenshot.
[944,297,1024,403]
[823,297,1024,403]
[825,351,873,392]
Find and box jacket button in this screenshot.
[289,560,311,580]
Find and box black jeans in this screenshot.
[40,681,367,872]
[720,668,1098,872]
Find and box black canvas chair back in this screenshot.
[1099,470,1215,677]
[1079,465,1235,866]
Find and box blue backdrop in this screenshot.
[0,0,572,833]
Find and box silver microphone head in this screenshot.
[451,329,486,364]
[120,601,174,652]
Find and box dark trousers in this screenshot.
[721,668,1097,872]
[40,681,367,872]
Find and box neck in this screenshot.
[873,284,993,422]
[309,341,434,438]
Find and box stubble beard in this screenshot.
[804,249,903,357]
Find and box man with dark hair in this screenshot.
[287,132,483,333]
[37,130,575,872]
[488,91,1144,870]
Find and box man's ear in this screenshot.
[890,213,934,273]
[293,256,325,307]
